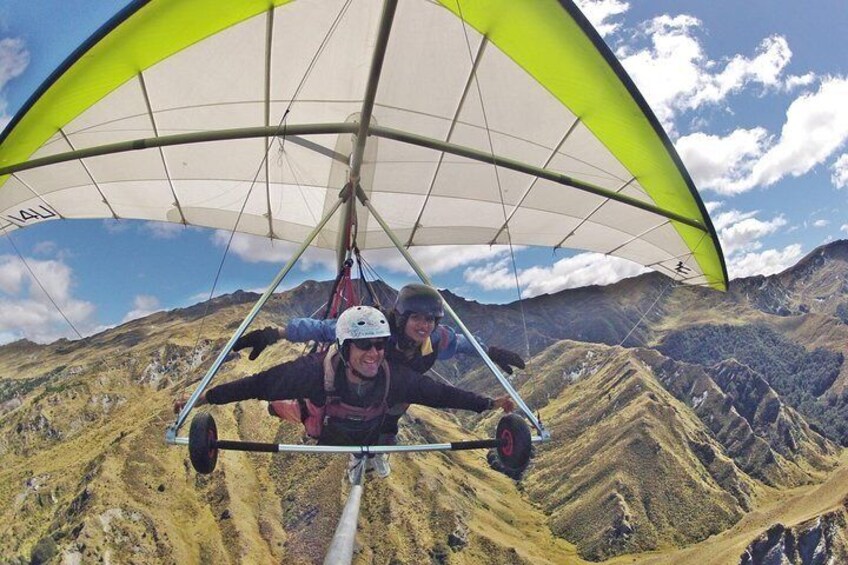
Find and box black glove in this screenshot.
[487,346,525,375]
[233,327,281,360]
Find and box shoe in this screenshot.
[347,455,366,485]
[370,453,391,478]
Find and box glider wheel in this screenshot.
[189,412,219,474]
[496,414,531,473]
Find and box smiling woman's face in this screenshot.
[403,313,437,344]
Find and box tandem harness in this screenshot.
[268,349,391,440]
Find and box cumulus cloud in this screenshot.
[0,254,96,344]
[676,128,769,192]
[745,77,848,189]
[215,230,517,278]
[710,208,802,280]
[464,254,648,298]
[574,0,630,36]
[32,240,58,255]
[367,245,514,276]
[445,207,801,294]
[677,77,848,194]
[715,211,787,255]
[832,154,848,189]
[0,37,30,130]
[783,72,817,91]
[121,294,163,323]
[618,15,792,130]
[704,200,723,214]
[212,231,336,271]
[142,221,187,239]
[726,244,803,279]
[841,224,848,234]
[812,219,829,228]
[102,219,132,234]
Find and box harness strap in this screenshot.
[323,348,391,419]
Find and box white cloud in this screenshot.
[618,15,792,130]
[215,230,516,279]
[812,219,829,228]
[121,294,162,323]
[711,209,758,231]
[0,255,25,294]
[32,240,58,255]
[727,244,803,279]
[0,37,29,130]
[710,208,804,280]
[464,253,648,298]
[142,221,186,239]
[832,153,848,189]
[211,231,336,271]
[784,72,816,91]
[367,245,514,276]
[677,77,848,194]
[744,77,848,189]
[716,211,786,255]
[102,219,131,234]
[0,254,96,344]
[841,224,848,234]
[676,128,769,193]
[704,201,723,214]
[574,0,630,36]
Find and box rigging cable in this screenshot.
[1,226,83,339]
[455,0,532,360]
[186,0,354,361]
[610,232,710,365]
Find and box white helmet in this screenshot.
[336,306,391,347]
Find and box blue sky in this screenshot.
[0,0,847,343]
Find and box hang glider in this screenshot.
[0,0,727,290]
[0,2,729,560]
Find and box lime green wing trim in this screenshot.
[438,0,727,291]
[0,0,292,180]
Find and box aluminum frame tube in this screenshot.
[324,470,364,565]
[0,122,707,232]
[335,0,397,271]
[356,188,547,436]
[169,436,546,453]
[166,191,348,440]
[347,0,397,185]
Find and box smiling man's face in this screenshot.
[347,339,387,378]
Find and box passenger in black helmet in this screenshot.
[176,306,515,483]
[234,283,526,374]
[232,283,525,477]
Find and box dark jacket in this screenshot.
[205,352,491,445]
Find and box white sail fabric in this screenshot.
[0,0,727,289]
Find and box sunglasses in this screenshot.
[350,338,388,351]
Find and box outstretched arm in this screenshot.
[285,317,337,343]
[175,354,325,413]
[233,318,338,360]
[436,327,526,375]
[432,326,487,360]
[396,367,514,414]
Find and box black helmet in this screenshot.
[394,284,444,318]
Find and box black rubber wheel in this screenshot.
[188,412,218,474]
[496,414,531,473]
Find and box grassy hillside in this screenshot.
[3,249,848,563]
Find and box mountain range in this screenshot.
[3,240,848,564]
